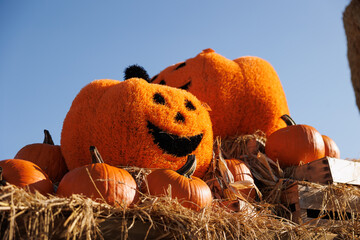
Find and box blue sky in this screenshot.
[1,0,359,160]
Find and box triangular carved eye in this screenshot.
[185,100,196,111]
[153,93,165,105]
[180,81,191,90]
[174,62,186,70]
[150,74,158,82]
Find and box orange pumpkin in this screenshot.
[57,146,138,207]
[0,159,53,195]
[144,155,213,211]
[61,66,213,177]
[322,135,340,158]
[265,115,325,167]
[225,159,256,200]
[151,48,289,138]
[15,129,68,183]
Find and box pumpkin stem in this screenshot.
[124,64,150,82]
[43,129,55,145]
[176,155,197,178]
[280,114,297,126]
[90,146,105,164]
[0,167,6,186]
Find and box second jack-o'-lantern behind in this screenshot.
[151,49,290,138]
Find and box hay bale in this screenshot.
[0,184,312,240]
[344,0,360,112]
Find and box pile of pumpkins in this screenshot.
[0,49,340,212]
[1,130,214,210]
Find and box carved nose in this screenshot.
[175,112,185,123]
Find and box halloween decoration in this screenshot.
[151,48,289,137]
[15,129,68,183]
[265,115,325,167]
[56,146,138,207]
[144,155,213,211]
[322,135,341,158]
[61,66,213,177]
[0,159,53,195]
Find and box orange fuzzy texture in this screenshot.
[151,48,290,137]
[61,78,213,177]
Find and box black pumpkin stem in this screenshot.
[124,64,150,82]
[176,155,196,179]
[0,167,6,186]
[43,129,55,145]
[90,146,105,164]
[281,114,297,126]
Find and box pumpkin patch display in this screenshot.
[150,48,290,138]
[0,159,53,195]
[57,146,138,207]
[61,66,213,177]
[143,155,213,211]
[15,129,68,183]
[265,115,325,168]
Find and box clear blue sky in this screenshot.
[1,0,359,160]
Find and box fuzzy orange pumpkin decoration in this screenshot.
[57,146,138,207]
[15,129,68,183]
[0,159,53,195]
[61,66,213,177]
[151,48,290,138]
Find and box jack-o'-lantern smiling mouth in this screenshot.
[147,121,203,157]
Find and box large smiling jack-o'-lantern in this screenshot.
[151,49,290,138]
[61,66,213,177]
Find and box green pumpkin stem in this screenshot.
[43,129,55,145]
[176,155,196,179]
[280,114,297,126]
[0,167,6,186]
[90,146,105,164]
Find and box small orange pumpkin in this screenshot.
[0,159,53,195]
[144,155,213,211]
[61,66,213,177]
[225,159,256,200]
[57,146,138,207]
[265,115,325,167]
[15,129,68,183]
[151,49,290,138]
[322,135,340,158]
